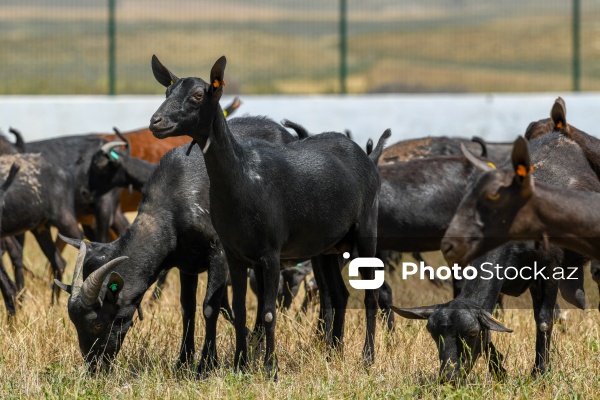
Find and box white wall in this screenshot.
[1,93,599,145]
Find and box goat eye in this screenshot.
[90,322,104,334]
[486,192,500,201]
[468,330,479,337]
[192,93,203,100]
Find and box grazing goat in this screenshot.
[56,116,298,372]
[395,124,600,382]
[149,55,389,379]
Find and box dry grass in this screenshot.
[0,239,598,398]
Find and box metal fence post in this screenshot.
[339,0,347,94]
[108,0,116,95]
[573,0,581,92]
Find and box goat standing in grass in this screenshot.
[149,55,390,379]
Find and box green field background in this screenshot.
[3,0,600,95]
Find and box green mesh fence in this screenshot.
[1,0,599,95]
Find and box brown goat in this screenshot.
[442,136,600,311]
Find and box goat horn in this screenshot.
[113,127,131,155]
[100,141,127,154]
[79,256,129,306]
[57,232,83,248]
[70,242,88,297]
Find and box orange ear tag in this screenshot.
[516,165,534,177]
[213,79,226,88]
[556,121,563,129]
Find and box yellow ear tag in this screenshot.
[83,238,90,243]
[487,162,496,169]
[516,165,534,177]
[170,80,174,85]
[223,110,229,117]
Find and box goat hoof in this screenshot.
[197,358,219,378]
[362,350,375,366]
[265,364,278,381]
[530,365,548,378]
[175,353,194,370]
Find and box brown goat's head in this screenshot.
[441,136,535,265]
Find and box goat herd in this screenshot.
[1,56,599,385]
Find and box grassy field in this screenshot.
[3,1,600,94]
[0,231,598,398]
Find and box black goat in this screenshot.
[89,141,155,196]
[26,135,130,243]
[395,127,600,382]
[0,153,84,303]
[56,116,298,372]
[149,55,389,379]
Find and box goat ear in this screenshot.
[511,136,534,190]
[151,55,179,88]
[104,272,124,304]
[390,305,436,319]
[209,56,227,97]
[478,309,513,332]
[54,279,72,294]
[461,143,495,171]
[551,97,567,130]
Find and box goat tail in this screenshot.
[1,163,19,192]
[8,127,25,153]
[368,129,392,164]
[471,136,488,158]
[282,119,310,140]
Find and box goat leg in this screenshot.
[177,272,197,368]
